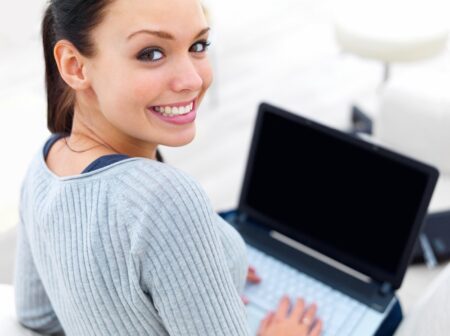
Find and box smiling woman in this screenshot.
[14,0,249,335]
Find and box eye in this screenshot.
[137,48,164,62]
[189,40,211,53]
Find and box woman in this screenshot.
[14,0,322,335]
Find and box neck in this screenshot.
[70,102,158,160]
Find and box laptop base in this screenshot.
[245,299,402,336]
[219,209,403,335]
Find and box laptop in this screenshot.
[219,103,439,336]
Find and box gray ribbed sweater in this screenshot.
[14,146,250,336]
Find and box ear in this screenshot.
[54,40,90,90]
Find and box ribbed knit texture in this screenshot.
[14,145,250,336]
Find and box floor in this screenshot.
[1,0,449,318]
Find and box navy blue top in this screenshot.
[43,133,162,174]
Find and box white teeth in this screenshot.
[153,102,194,117]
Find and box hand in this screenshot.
[242,266,261,305]
[257,296,322,336]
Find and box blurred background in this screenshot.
[2,0,450,321]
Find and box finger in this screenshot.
[308,319,322,336]
[274,296,291,320]
[247,266,261,283]
[257,312,274,335]
[241,295,249,305]
[247,272,261,283]
[301,303,318,327]
[288,298,305,322]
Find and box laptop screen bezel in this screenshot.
[238,102,439,289]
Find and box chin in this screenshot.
[162,128,196,147]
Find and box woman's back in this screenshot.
[15,144,249,335]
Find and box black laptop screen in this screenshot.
[239,104,438,285]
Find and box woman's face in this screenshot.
[82,0,213,154]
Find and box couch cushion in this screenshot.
[0,284,42,335]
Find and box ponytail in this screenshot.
[41,1,112,134]
[42,5,74,134]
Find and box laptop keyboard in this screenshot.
[244,245,368,336]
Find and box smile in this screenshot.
[151,101,194,117]
[147,99,198,125]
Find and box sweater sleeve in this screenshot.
[14,207,65,335]
[121,163,250,336]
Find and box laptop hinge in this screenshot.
[378,282,394,297]
[269,230,373,284]
[237,212,248,224]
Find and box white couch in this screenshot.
[0,225,34,335]
[395,263,450,335]
[374,70,450,212]
[0,284,41,336]
[372,62,450,334]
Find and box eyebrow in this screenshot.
[127,27,210,41]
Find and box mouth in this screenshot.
[147,98,198,126]
[149,99,195,118]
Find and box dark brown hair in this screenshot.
[42,0,112,133]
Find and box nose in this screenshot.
[169,56,203,93]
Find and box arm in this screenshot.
[125,165,250,335]
[14,211,65,335]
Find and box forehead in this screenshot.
[99,0,207,41]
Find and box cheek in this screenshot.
[200,61,213,90]
[88,70,143,132]
[95,68,162,113]
[90,66,127,106]
[130,72,165,103]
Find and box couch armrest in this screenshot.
[395,263,450,335]
[0,284,42,335]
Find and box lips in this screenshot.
[147,99,197,125]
